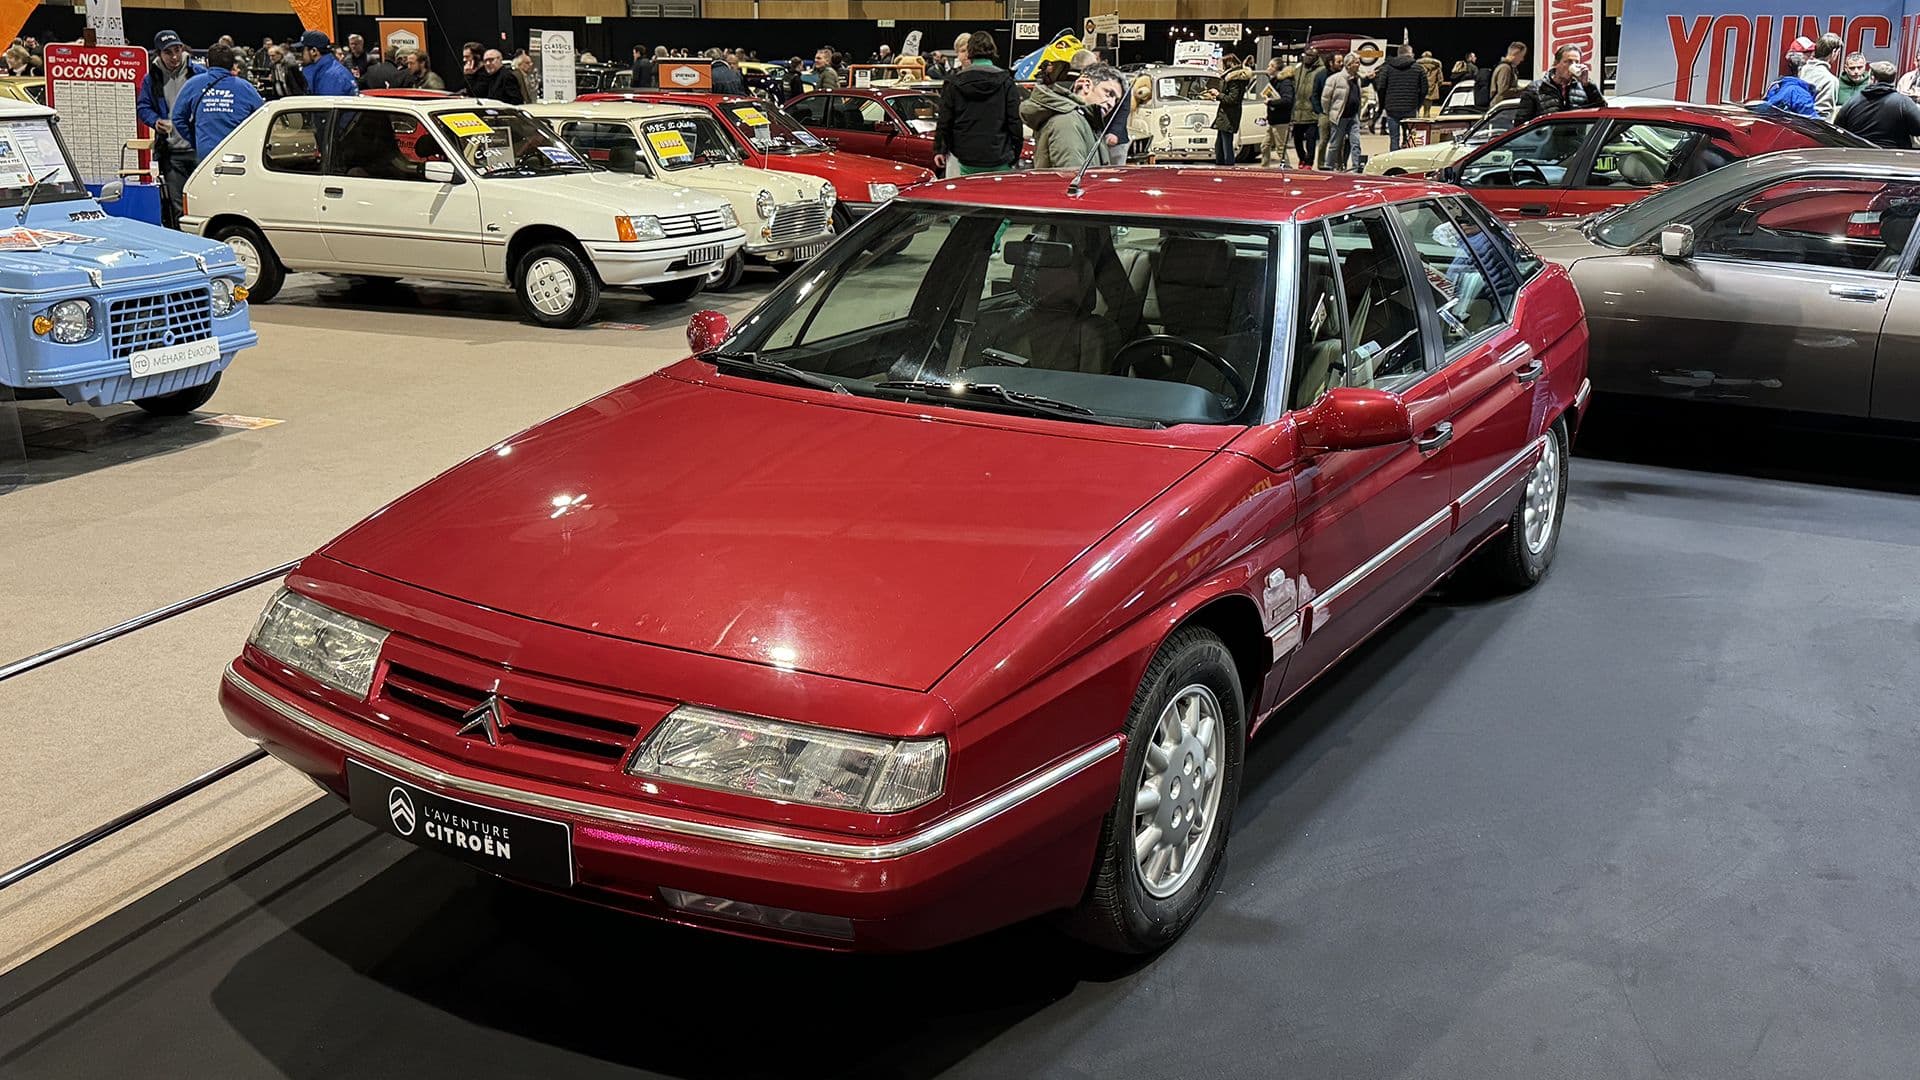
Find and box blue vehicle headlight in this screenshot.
[45,299,93,344]
[209,277,238,317]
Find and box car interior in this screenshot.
[1698,178,1920,273]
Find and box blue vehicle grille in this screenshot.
[107,287,213,360]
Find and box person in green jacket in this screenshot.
[1837,52,1869,107]
[1022,60,1095,170]
[1285,52,1323,167]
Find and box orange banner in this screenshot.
[0,0,40,55]
[285,0,335,40]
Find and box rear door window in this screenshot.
[1458,120,1595,188]
[264,109,328,174]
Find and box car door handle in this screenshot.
[1415,421,1454,454]
[1516,204,1551,216]
[1828,284,1889,302]
[1514,359,1544,384]
[323,186,344,198]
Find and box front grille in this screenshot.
[768,202,830,244]
[380,660,646,764]
[658,208,731,237]
[107,287,212,360]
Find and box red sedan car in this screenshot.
[220,168,1589,953]
[783,86,942,169]
[1439,103,1868,220]
[581,90,933,224]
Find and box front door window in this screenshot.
[1457,120,1594,189]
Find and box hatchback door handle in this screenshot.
[1415,421,1454,453]
[1514,359,1544,384]
[1828,284,1888,302]
[323,186,344,198]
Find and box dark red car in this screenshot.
[220,167,1589,953]
[782,86,943,169]
[581,90,934,224]
[1439,102,1869,220]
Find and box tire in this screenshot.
[705,251,745,292]
[134,372,219,416]
[1068,625,1246,954]
[210,222,283,303]
[513,242,600,329]
[1478,418,1570,591]
[643,275,704,305]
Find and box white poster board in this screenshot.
[1174,40,1222,69]
[1205,23,1243,43]
[44,45,145,184]
[536,29,576,103]
[1119,23,1146,41]
[86,0,126,46]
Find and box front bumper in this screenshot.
[584,228,747,287]
[741,227,834,262]
[1153,130,1217,159]
[220,660,1121,951]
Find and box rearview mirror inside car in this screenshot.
[687,309,730,354]
[1297,386,1412,454]
[1659,223,1694,261]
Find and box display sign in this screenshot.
[1352,37,1388,75]
[1084,13,1120,37]
[877,18,895,27]
[1535,0,1603,97]
[1015,22,1041,41]
[1617,6,1905,103]
[645,127,691,159]
[536,29,576,103]
[661,58,712,89]
[85,0,124,45]
[1175,40,1222,68]
[44,44,144,184]
[732,105,770,128]
[1120,23,1146,41]
[902,30,922,57]
[376,18,427,62]
[440,112,493,137]
[1205,23,1243,43]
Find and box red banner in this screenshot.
[44,44,147,183]
[1537,0,1604,81]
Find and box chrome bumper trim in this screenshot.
[225,663,1121,861]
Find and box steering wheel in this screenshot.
[1513,159,1549,188]
[1113,335,1249,401]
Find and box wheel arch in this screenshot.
[506,225,595,284]
[202,213,266,245]
[1173,593,1270,726]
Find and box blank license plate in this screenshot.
[129,336,219,379]
[792,244,823,260]
[686,244,724,266]
[347,759,574,886]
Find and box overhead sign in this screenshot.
[1175,40,1222,68]
[1120,22,1146,41]
[1084,13,1119,37]
[1352,37,1388,75]
[376,18,426,61]
[85,0,123,45]
[536,29,576,102]
[661,58,712,89]
[1015,22,1040,41]
[44,44,144,184]
[1205,23,1243,42]
[1535,0,1603,97]
[1617,7,1904,103]
[877,18,895,27]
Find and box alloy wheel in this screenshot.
[1524,434,1560,555]
[1132,683,1224,899]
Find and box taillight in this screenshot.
[1846,211,1881,240]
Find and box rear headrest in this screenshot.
[1156,236,1233,288]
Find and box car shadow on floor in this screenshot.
[0,397,239,494]
[263,275,760,337]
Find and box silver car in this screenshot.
[1513,148,1920,420]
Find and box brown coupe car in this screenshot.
[1513,149,1920,421]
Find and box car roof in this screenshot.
[1684,146,1920,179]
[268,94,506,112]
[586,90,760,109]
[1539,102,1768,130]
[525,99,702,121]
[901,166,1458,224]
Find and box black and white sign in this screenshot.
[1084,12,1119,37]
[1204,23,1243,42]
[1119,22,1146,41]
[348,759,575,886]
[1015,22,1040,41]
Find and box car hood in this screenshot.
[668,160,817,201]
[504,171,731,217]
[1365,142,1462,174]
[1510,215,1614,265]
[321,372,1218,691]
[0,207,238,291]
[770,150,931,192]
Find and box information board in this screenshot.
[44,45,146,185]
[536,29,576,103]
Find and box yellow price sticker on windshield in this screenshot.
[732,107,770,128]
[647,129,692,158]
[441,112,493,138]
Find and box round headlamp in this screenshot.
[209,277,237,317]
[755,189,775,220]
[47,299,92,344]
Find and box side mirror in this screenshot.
[1435,164,1458,184]
[687,309,730,354]
[1297,386,1413,454]
[1658,223,1694,261]
[423,160,459,184]
[96,179,123,204]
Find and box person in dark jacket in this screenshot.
[1514,44,1604,123]
[360,53,404,90]
[1377,45,1426,150]
[137,31,205,228]
[299,31,359,96]
[1210,54,1252,166]
[1838,61,1920,148]
[1281,52,1320,167]
[467,48,523,103]
[934,32,1022,177]
[1490,41,1527,103]
[711,52,745,95]
[1021,60,1095,170]
[630,45,655,90]
[1469,53,1493,109]
[172,43,264,162]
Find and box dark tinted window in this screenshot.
[561,120,647,174]
[1699,177,1920,273]
[264,109,327,174]
[1447,195,1540,289]
[785,94,827,126]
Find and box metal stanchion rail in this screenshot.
[0,561,298,892]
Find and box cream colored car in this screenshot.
[1134,66,1221,161]
[181,97,745,327]
[1365,100,1521,177]
[527,100,836,291]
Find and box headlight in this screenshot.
[616,215,665,242]
[46,299,93,343]
[755,189,775,220]
[248,588,390,699]
[866,181,898,203]
[818,181,836,206]
[1158,113,1171,132]
[1186,113,1207,129]
[630,705,947,813]
[209,277,236,316]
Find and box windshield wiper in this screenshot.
[873,379,1162,428]
[706,350,849,394]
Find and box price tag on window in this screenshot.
[646,129,691,158]
[732,106,770,129]
[441,112,493,138]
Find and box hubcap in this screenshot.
[1523,435,1560,555]
[1132,684,1225,899]
[226,236,261,288]
[525,257,577,316]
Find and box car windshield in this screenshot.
[1592,163,1771,246]
[717,203,1277,426]
[886,94,940,134]
[1462,104,1517,146]
[432,107,589,177]
[0,117,86,208]
[1157,74,1219,100]
[720,101,828,154]
[639,115,740,169]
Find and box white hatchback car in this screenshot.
[524,100,835,291]
[181,96,746,327]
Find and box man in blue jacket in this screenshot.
[173,43,265,162]
[299,30,359,96]
[136,30,204,228]
[1762,38,1820,118]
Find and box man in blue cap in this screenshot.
[299,30,359,96]
[136,30,204,227]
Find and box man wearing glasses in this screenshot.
[136,30,205,228]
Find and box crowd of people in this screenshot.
[1760,33,1920,148]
